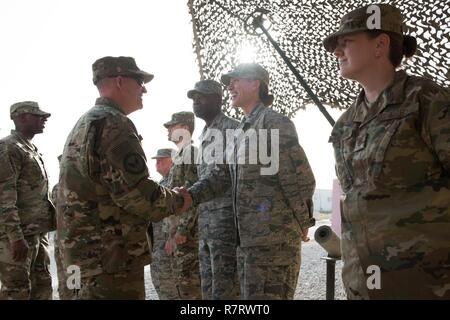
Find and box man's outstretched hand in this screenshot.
[174,233,187,245]
[173,187,193,215]
[164,238,175,256]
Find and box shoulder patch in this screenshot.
[123,152,146,174]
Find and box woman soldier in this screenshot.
[325,4,450,299]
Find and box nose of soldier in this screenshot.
[333,39,346,58]
[192,95,200,104]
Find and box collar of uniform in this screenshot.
[176,140,194,157]
[10,129,37,152]
[95,97,126,114]
[200,112,226,139]
[352,70,408,125]
[209,111,227,128]
[353,91,369,123]
[159,175,170,187]
[385,70,409,106]
[241,103,266,126]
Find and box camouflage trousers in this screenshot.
[52,233,72,300]
[76,267,145,300]
[172,240,202,300]
[236,240,301,299]
[150,246,178,300]
[148,219,178,300]
[199,238,239,300]
[0,233,52,300]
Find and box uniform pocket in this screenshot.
[0,240,13,264]
[330,129,354,193]
[100,235,129,274]
[370,120,401,180]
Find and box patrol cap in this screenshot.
[10,101,51,119]
[323,4,417,53]
[163,111,195,128]
[92,56,154,85]
[221,63,270,86]
[187,80,223,99]
[151,148,175,159]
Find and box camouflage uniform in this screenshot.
[149,174,179,299]
[196,111,239,299]
[190,92,316,299]
[50,183,72,300]
[0,114,54,300]
[165,141,201,299]
[57,56,183,300]
[324,4,450,299]
[329,71,450,299]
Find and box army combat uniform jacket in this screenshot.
[197,112,238,242]
[330,71,450,299]
[0,130,55,242]
[190,103,316,247]
[149,175,171,251]
[165,142,199,242]
[57,97,180,279]
[164,141,202,299]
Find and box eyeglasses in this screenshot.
[124,76,145,87]
[110,75,144,87]
[129,77,145,87]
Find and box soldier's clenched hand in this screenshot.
[174,233,187,245]
[10,239,29,261]
[164,238,176,256]
[301,228,310,242]
[173,187,192,215]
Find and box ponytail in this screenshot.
[259,82,274,107]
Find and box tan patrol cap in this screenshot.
[221,63,269,86]
[10,101,51,119]
[187,80,223,99]
[92,56,154,85]
[323,4,417,54]
[151,148,175,159]
[163,111,195,128]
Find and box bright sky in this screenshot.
[0,0,343,190]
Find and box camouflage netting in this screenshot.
[188,0,450,119]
